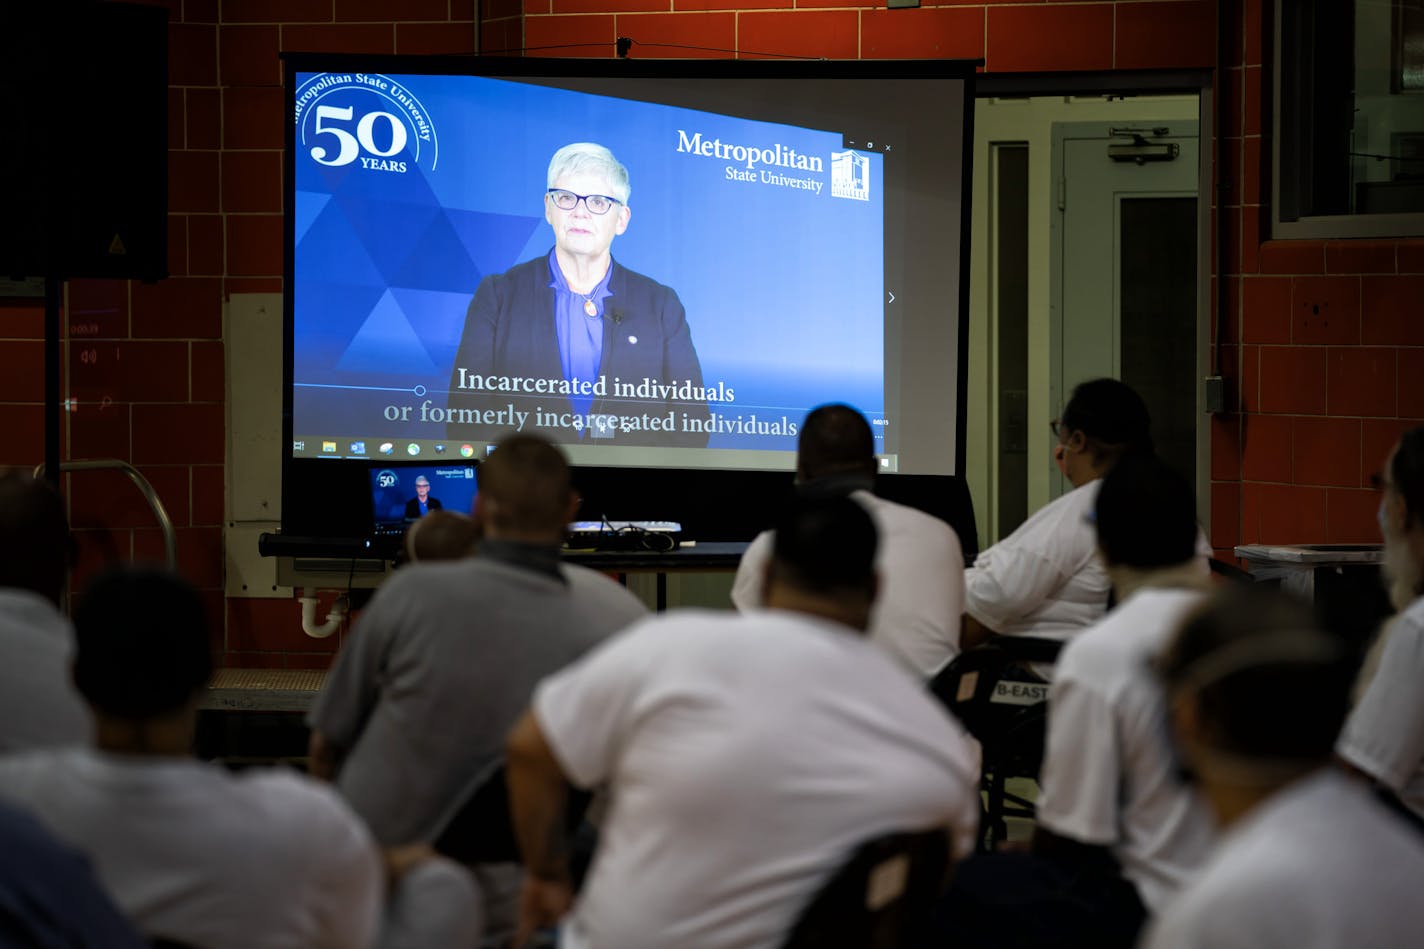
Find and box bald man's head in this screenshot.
[474,435,576,541]
[797,404,876,483]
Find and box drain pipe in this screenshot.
[299,590,347,639]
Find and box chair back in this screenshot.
[781,828,950,949]
[929,638,1063,850]
[929,637,1060,771]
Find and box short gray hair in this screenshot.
[414,475,430,486]
[546,143,630,205]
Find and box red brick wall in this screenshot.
[516,0,1216,67]
[0,0,1404,665]
[1213,0,1424,557]
[0,0,477,669]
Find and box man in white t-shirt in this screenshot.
[1336,427,1424,819]
[1143,585,1424,948]
[0,568,384,949]
[0,473,92,751]
[508,496,981,949]
[928,455,1215,948]
[962,378,1153,654]
[732,403,965,676]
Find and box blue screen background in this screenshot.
[293,72,886,453]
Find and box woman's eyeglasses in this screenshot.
[547,189,621,215]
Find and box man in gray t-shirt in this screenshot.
[307,435,647,848]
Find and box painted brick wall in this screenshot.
[0,0,477,669]
[0,0,1402,666]
[515,0,1217,67]
[1212,0,1424,559]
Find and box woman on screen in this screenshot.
[447,142,710,448]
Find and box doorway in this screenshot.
[1050,122,1201,499]
[964,90,1210,549]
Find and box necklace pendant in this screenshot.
[583,298,598,318]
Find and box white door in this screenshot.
[1050,122,1201,498]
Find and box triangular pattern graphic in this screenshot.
[390,211,481,294]
[336,289,441,376]
[388,287,477,369]
[339,197,443,287]
[294,191,334,245]
[296,199,388,290]
[445,208,546,283]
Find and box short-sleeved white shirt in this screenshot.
[0,748,383,949]
[0,589,92,752]
[731,491,965,676]
[1142,770,1424,949]
[964,481,1109,641]
[1035,587,1216,912]
[1338,594,1424,818]
[535,609,981,949]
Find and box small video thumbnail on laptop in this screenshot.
[369,464,479,529]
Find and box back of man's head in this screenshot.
[1095,454,1198,570]
[797,404,876,483]
[73,568,213,721]
[1158,586,1354,768]
[405,510,479,563]
[0,472,72,606]
[475,435,573,540]
[768,496,878,621]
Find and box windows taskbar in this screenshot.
[291,437,491,461]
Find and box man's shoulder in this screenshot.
[1058,589,1204,678]
[0,589,69,640]
[560,563,650,618]
[862,493,960,544]
[979,482,1097,562]
[1398,595,1424,636]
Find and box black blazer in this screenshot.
[404,496,443,519]
[447,254,711,446]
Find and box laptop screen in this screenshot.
[369,464,479,530]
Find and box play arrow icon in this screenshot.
[888,291,895,304]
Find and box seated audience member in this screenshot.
[309,434,647,843]
[0,472,91,750]
[961,378,1154,656]
[926,455,1215,949]
[1142,586,1424,948]
[404,508,480,563]
[0,797,147,947]
[0,568,386,949]
[731,403,965,676]
[1337,426,1424,819]
[308,434,647,941]
[508,496,982,949]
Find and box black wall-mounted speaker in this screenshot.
[0,1,168,282]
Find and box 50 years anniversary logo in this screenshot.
[294,73,439,175]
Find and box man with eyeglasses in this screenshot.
[448,142,710,447]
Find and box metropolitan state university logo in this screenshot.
[830,150,870,201]
[294,73,440,175]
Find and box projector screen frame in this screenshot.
[280,53,978,548]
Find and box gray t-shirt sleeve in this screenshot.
[307,584,400,749]
[561,564,650,635]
